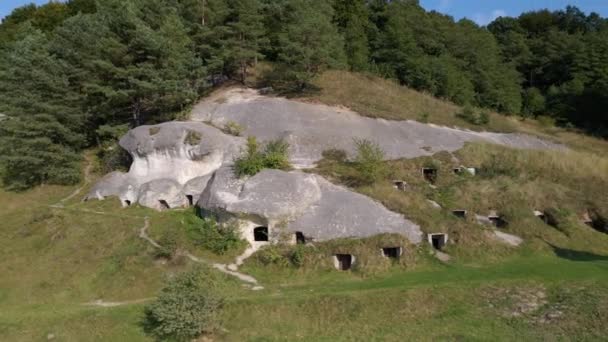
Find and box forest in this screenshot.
[0,0,607,190]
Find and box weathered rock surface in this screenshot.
[138,179,187,210]
[192,88,564,168]
[85,122,244,208]
[85,87,564,245]
[198,168,423,243]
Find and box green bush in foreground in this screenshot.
[143,267,224,341]
[234,137,291,177]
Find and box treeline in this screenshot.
[0,0,606,190]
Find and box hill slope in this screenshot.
[1,71,607,341]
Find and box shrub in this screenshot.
[418,111,430,123]
[233,137,291,177]
[478,111,490,125]
[353,138,386,185]
[456,104,490,125]
[184,130,202,145]
[262,139,291,170]
[149,127,161,136]
[186,216,244,255]
[143,267,224,341]
[222,121,245,136]
[478,153,518,178]
[322,148,348,162]
[96,145,132,174]
[154,231,178,259]
[255,245,291,267]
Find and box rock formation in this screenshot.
[86,87,564,246]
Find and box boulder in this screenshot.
[138,179,187,210]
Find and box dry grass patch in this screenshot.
[308,70,519,132]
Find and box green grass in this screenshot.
[1,145,607,341]
[2,70,608,340]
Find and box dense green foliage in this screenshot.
[489,6,608,135]
[186,214,245,255]
[1,0,607,190]
[233,137,291,177]
[143,267,224,341]
[353,138,387,185]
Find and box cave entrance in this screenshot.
[254,226,269,242]
[583,210,608,234]
[489,214,508,228]
[159,200,170,210]
[422,168,438,183]
[124,200,131,207]
[295,231,306,244]
[452,210,467,219]
[428,234,447,250]
[382,247,402,259]
[394,180,407,191]
[334,254,353,271]
[535,210,558,228]
[186,195,194,207]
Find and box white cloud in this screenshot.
[473,9,507,26]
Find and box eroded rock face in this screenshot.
[86,87,564,245]
[192,88,564,168]
[84,122,244,208]
[138,179,187,210]
[120,122,244,185]
[197,168,423,243]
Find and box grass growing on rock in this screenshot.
[311,141,608,263]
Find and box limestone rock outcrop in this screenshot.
[85,87,565,245]
[192,88,564,168]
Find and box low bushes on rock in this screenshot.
[234,137,291,177]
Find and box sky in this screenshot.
[2,0,608,25]
[420,0,608,26]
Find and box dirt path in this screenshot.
[138,217,263,289]
[83,298,155,307]
[52,154,94,208]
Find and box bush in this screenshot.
[143,267,224,341]
[222,121,245,136]
[456,104,490,125]
[184,130,202,145]
[478,153,518,178]
[353,138,386,185]
[418,111,430,123]
[96,145,132,174]
[322,148,347,162]
[154,231,178,259]
[255,245,291,267]
[233,137,291,177]
[186,216,245,255]
[149,127,161,136]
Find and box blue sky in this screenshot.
[1,1,52,21]
[2,0,608,25]
[420,0,608,25]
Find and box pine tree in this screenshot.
[333,0,370,71]
[223,0,267,83]
[275,0,346,90]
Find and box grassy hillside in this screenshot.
[1,71,608,341]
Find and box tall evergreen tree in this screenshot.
[333,0,370,71]
[274,0,346,90]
